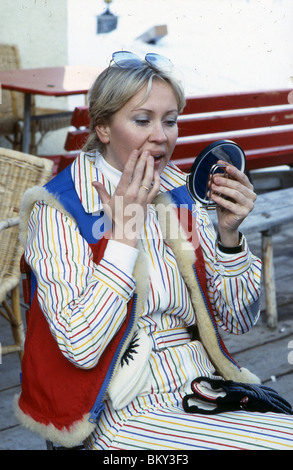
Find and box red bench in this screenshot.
[47,88,293,175]
[173,88,293,171]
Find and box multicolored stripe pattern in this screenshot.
[23,152,273,450]
[87,402,293,450]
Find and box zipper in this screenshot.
[89,294,138,423]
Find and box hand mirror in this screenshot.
[186,140,246,209]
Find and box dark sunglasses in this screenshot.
[111,51,173,72]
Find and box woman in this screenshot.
[16,52,293,450]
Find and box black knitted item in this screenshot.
[183,377,293,415]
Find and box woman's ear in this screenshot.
[95,123,110,144]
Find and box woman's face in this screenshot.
[96,80,179,175]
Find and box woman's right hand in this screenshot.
[92,150,161,247]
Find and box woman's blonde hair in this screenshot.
[82,61,186,154]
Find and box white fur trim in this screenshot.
[13,394,95,448]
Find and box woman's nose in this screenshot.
[149,122,167,143]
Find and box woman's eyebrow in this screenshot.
[131,107,178,114]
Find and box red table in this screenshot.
[0,66,103,153]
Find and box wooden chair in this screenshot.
[0,147,54,361]
[0,44,72,154]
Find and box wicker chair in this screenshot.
[0,44,72,154]
[0,148,54,361]
[0,44,22,149]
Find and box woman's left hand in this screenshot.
[210,161,257,247]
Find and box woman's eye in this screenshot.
[165,119,177,127]
[135,118,150,126]
[134,116,177,127]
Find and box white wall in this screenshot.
[66,0,293,94]
[0,0,68,69]
[0,0,69,106]
[0,0,69,152]
[3,0,292,96]
[1,0,293,154]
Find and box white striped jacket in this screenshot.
[15,152,262,447]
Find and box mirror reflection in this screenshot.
[186,140,246,209]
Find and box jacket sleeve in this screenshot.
[25,201,138,369]
[196,206,262,334]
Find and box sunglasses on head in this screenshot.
[111,51,173,72]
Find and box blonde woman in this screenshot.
[16,52,293,450]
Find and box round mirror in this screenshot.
[186,140,246,209]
